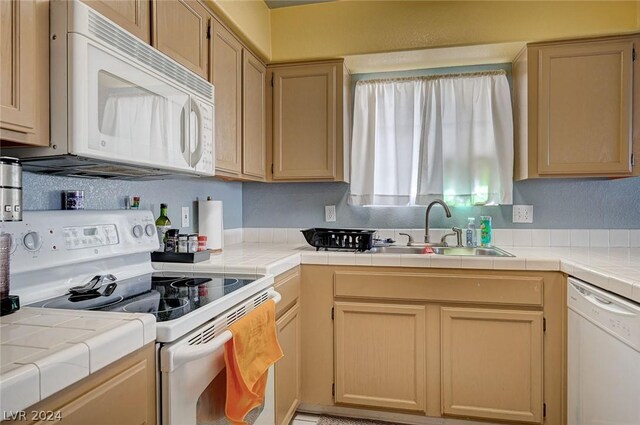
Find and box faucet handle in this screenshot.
[452,227,464,247]
[440,232,456,246]
[398,232,414,246]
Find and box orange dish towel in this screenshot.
[224,299,284,425]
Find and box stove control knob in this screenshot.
[145,224,155,237]
[23,232,42,251]
[132,225,144,238]
[7,234,17,254]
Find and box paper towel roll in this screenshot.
[198,198,224,251]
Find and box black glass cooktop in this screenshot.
[29,272,259,322]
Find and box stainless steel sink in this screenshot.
[431,246,514,257]
[369,245,514,257]
[368,246,430,254]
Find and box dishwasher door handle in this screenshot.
[574,286,636,317]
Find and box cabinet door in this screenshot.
[153,0,209,79]
[1,0,35,141]
[211,19,243,175]
[81,0,150,42]
[537,40,634,175]
[441,307,543,423]
[334,302,426,412]
[275,303,300,425]
[272,63,338,180]
[242,50,267,180]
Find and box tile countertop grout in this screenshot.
[0,309,156,414]
[154,242,640,303]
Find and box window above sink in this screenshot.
[349,68,514,208]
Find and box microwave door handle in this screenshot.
[189,99,204,166]
[180,102,191,165]
[166,290,282,371]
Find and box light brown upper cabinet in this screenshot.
[514,34,640,179]
[242,50,267,180]
[268,60,350,182]
[0,0,48,147]
[210,18,243,176]
[81,0,151,43]
[441,307,544,423]
[334,301,426,412]
[153,0,209,79]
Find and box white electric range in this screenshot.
[2,210,278,424]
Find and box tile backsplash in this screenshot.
[238,227,640,248]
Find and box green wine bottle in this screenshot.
[156,203,171,251]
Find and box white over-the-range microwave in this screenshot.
[5,0,215,179]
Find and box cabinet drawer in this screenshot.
[334,271,543,306]
[275,267,300,318]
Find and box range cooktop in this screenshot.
[29,272,260,322]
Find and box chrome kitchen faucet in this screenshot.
[425,199,452,243]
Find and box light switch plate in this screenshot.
[181,206,190,228]
[325,205,336,222]
[513,205,533,223]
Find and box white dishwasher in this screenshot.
[568,278,640,425]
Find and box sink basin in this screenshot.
[368,246,432,254]
[431,246,514,257]
[369,245,514,257]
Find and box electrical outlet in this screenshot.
[513,205,533,223]
[325,205,336,222]
[181,206,190,228]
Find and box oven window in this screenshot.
[196,369,265,425]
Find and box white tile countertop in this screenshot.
[154,242,640,303]
[6,241,637,416]
[0,308,155,414]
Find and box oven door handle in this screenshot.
[167,290,282,371]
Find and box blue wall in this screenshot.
[22,172,243,230]
[242,178,640,229]
[21,169,640,232]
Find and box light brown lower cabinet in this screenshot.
[274,267,301,425]
[300,265,566,425]
[10,343,156,425]
[441,307,544,423]
[334,302,426,412]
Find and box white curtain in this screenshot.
[349,72,513,207]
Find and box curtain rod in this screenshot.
[355,69,506,85]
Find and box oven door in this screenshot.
[68,32,210,175]
[160,290,280,425]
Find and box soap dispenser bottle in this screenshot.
[466,218,477,247]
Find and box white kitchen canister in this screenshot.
[198,197,224,252]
